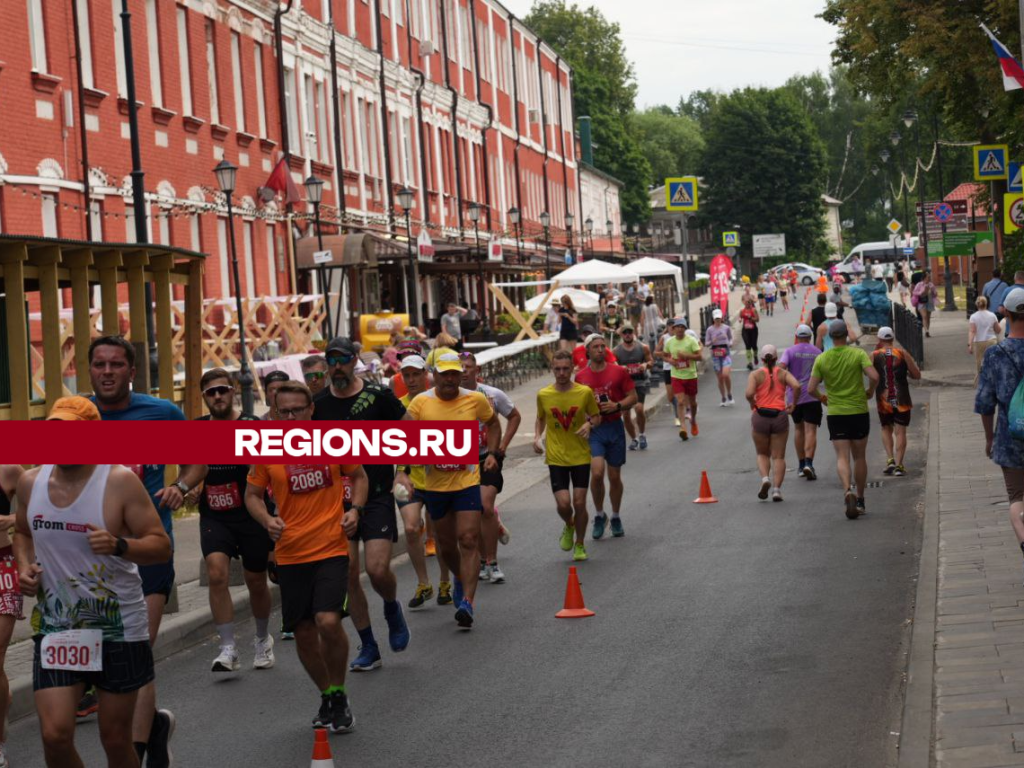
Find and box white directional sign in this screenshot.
[753,234,786,259]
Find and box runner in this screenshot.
[14,461,172,768]
[195,369,274,673]
[396,353,500,629]
[534,350,602,561]
[301,356,329,396]
[739,298,760,370]
[613,324,654,450]
[704,309,735,406]
[575,335,637,538]
[779,274,790,311]
[810,293,829,337]
[779,325,823,480]
[808,320,879,519]
[815,302,858,351]
[87,335,204,765]
[263,370,290,419]
[460,353,522,584]
[389,340,427,399]
[572,327,617,370]
[757,276,767,313]
[558,295,579,352]
[653,324,680,427]
[662,319,702,440]
[638,295,663,349]
[816,271,829,295]
[872,327,921,476]
[0,461,24,768]
[245,381,367,733]
[312,337,410,672]
[763,276,778,317]
[745,346,801,501]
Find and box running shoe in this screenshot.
[592,513,607,540]
[894,465,906,477]
[628,438,639,451]
[883,458,896,475]
[489,562,505,583]
[212,644,240,672]
[349,643,382,672]
[610,516,624,537]
[560,524,575,551]
[455,599,474,629]
[772,488,783,502]
[691,421,699,436]
[385,604,411,653]
[807,466,817,481]
[479,561,492,581]
[253,635,275,670]
[801,464,814,480]
[408,583,434,609]
[76,687,99,719]
[719,398,727,407]
[453,579,465,606]
[281,631,295,641]
[844,489,859,520]
[728,396,735,405]
[424,538,437,557]
[437,581,453,605]
[674,417,682,427]
[758,477,771,500]
[329,691,355,734]
[856,498,866,516]
[0,742,8,768]
[498,522,511,545]
[313,694,332,728]
[147,709,175,768]
[747,362,754,371]
[679,428,689,441]
[639,435,648,450]
[573,543,588,561]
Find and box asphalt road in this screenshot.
[10,298,925,767]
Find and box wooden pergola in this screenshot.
[0,234,205,420]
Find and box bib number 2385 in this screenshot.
[41,629,103,672]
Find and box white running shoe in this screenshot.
[479,562,492,581]
[758,477,771,500]
[212,644,240,672]
[498,522,511,545]
[772,487,783,502]
[253,634,275,669]
[674,417,682,427]
[727,396,735,405]
[490,563,506,583]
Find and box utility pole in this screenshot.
[934,114,956,310]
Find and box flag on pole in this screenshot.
[263,156,302,204]
[981,22,1024,91]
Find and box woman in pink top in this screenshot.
[745,344,801,502]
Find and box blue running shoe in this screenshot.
[610,516,624,537]
[453,579,464,606]
[638,435,648,450]
[454,599,474,629]
[385,604,411,653]
[592,513,607,540]
[349,643,382,672]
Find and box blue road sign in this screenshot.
[903,247,915,256]
[665,177,698,212]
[933,203,953,223]
[1010,162,1023,193]
[974,144,1009,181]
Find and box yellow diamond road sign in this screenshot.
[665,177,698,212]
[887,219,902,234]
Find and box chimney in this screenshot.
[578,115,593,166]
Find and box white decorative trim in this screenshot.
[249,17,266,42]
[37,158,65,180]
[156,180,177,200]
[0,152,7,176]
[187,185,208,203]
[201,1,218,20]
[88,167,110,189]
[227,6,244,32]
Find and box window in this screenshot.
[381,0,389,18]
[190,213,202,252]
[445,0,456,60]
[459,5,471,69]
[254,44,267,137]
[394,0,402,26]
[402,116,414,185]
[303,75,316,160]
[342,90,354,168]
[176,7,193,115]
[477,20,490,82]
[75,0,95,89]
[409,0,420,38]
[157,211,170,245]
[388,112,399,179]
[265,223,278,296]
[316,81,330,164]
[41,193,58,237]
[284,66,300,152]
[230,32,245,131]
[27,0,48,73]
[216,218,230,298]
[356,97,369,175]
[145,0,163,107]
[205,19,220,125]
[112,0,127,96]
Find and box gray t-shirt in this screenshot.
[441,311,462,340]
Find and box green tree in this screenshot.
[632,108,705,185]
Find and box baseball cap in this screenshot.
[671,316,688,328]
[325,336,357,356]
[583,333,605,348]
[795,324,813,338]
[48,396,101,421]
[400,354,427,370]
[434,352,464,373]
[264,370,290,385]
[877,326,895,341]
[760,344,778,360]
[581,324,596,335]
[825,302,838,318]
[620,323,635,333]
[1004,287,1024,313]
[712,308,723,320]
[828,319,848,338]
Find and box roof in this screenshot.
[945,183,991,217]
[579,161,624,188]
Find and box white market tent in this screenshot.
[550,259,641,286]
[524,287,601,314]
[623,256,684,298]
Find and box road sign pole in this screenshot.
[680,217,690,321]
[936,116,956,311]
[992,180,999,267]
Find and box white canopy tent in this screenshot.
[623,256,684,298]
[549,259,641,287]
[524,287,601,314]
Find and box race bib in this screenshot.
[434,464,466,472]
[205,482,242,511]
[285,465,333,495]
[40,629,103,672]
[341,475,353,501]
[0,556,18,594]
[625,363,645,376]
[712,347,728,359]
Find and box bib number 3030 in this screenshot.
[40,629,103,672]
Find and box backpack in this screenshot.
[1000,342,1024,440]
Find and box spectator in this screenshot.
[300,355,329,395]
[995,271,1024,318]
[441,302,468,350]
[263,370,290,419]
[912,269,939,337]
[558,295,579,352]
[982,268,1008,308]
[969,295,1002,383]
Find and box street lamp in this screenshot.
[468,203,487,336]
[585,217,594,258]
[933,113,956,310]
[540,211,551,281]
[879,149,890,163]
[565,212,575,263]
[508,207,522,264]
[396,187,419,327]
[871,165,880,177]
[303,175,331,338]
[214,160,254,416]
[902,109,918,129]
[606,219,614,255]
[890,130,901,147]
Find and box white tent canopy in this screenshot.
[550,259,640,287]
[623,256,684,297]
[524,287,601,314]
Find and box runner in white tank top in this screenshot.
[14,464,171,768]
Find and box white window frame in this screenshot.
[242,220,256,298]
[265,222,278,296]
[303,74,317,160]
[112,0,127,96]
[176,6,193,115]
[316,80,330,164]
[254,44,268,137]
[89,199,103,239]
[284,66,300,152]
[145,0,163,107]
[205,19,221,125]
[27,0,48,73]
[41,193,58,237]
[342,90,355,168]
[230,31,246,131]
[75,0,95,89]
[216,217,230,299]
[402,116,414,186]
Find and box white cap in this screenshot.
[1005,287,1024,313]
[583,333,605,348]
[400,354,427,370]
[712,308,723,320]
[877,326,895,341]
[825,302,838,318]
[795,324,813,338]
[760,344,778,360]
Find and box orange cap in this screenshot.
[47,396,101,422]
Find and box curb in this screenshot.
[897,390,939,767]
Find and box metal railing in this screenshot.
[892,301,925,368]
[966,285,977,320]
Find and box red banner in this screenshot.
[710,254,734,315]
[0,422,478,465]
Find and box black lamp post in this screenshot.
[565,212,575,264]
[606,219,613,255]
[509,207,522,264]
[214,160,254,416]
[933,113,956,310]
[468,203,487,335]
[585,217,594,258]
[396,187,419,326]
[903,108,927,266]
[540,211,551,281]
[303,175,332,338]
[632,223,640,256]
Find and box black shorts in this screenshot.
[791,401,823,426]
[549,464,591,493]
[422,486,483,521]
[479,454,504,492]
[662,369,672,386]
[826,412,871,441]
[741,327,759,351]
[345,494,398,542]
[631,380,649,404]
[33,636,154,694]
[878,409,911,427]
[277,555,349,632]
[200,515,271,572]
[139,559,175,600]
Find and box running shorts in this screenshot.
[396,488,427,508]
[711,354,732,373]
[548,464,591,493]
[662,369,672,386]
[139,558,175,600]
[751,410,789,435]
[741,327,759,351]
[199,515,271,573]
[766,295,776,304]
[878,409,911,428]
[277,555,349,632]
[422,485,483,521]
[791,401,823,426]
[479,454,504,492]
[344,494,399,543]
[672,378,698,397]
[33,637,154,694]
[1001,467,1024,504]
[588,420,627,468]
[826,412,871,441]
[631,381,649,404]
[0,546,23,619]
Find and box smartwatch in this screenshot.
[173,480,190,495]
[114,537,129,557]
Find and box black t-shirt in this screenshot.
[196,414,265,521]
[313,382,406,498]
[810,306,826,335]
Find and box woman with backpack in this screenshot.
[745,344,801,502]
[912,270,939,337]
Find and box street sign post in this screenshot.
[916,200,969,235]
[722,231,739,247]
[932,203,953,223]
[752,234,786,259]
[974,144,1009,181]
[665,177,698,212]
[725,246,737,257]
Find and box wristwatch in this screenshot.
[114,537,129,557]
[351,505,365,516]
[616,402,623,413]
[172,480,190,495]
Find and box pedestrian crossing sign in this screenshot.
[723,231,739,247]
[666,177,698,211]
[974,144,1009,181]
[1010,162,1023,193]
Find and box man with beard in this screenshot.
[313,337,410,671]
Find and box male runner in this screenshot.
[535,351,602,561]
[301,356,329,396]
[654,324,680,426]
[15,463,172,768]
[263,370,291,419]
[88,335,205,766]
[872,327,921,476]
[246,381,367,733]
[779,325,823,479]
[704,309,735,406]
[662,319,702,440]
[195,368,274,672]
[313,337,410,671]
[461,353,521,584]
[396,353,500,629]
[613,324,654,450]
[0,462,23,768]
[575,334,636,539]
[808,320,879,519]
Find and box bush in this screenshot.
[494,313,523,334]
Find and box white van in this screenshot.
[834,239,918,276]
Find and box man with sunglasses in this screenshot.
[613,324,653,451]
[301,356,329,396]
[313,337,411,671]
[195,369,275,674]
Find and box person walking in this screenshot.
[704,308,735,406]
[639,295,663,349]
[808,320,880,519]
[779,324,823,480]
[745,345,801,501]
[970,295,1002,383]
[739,298,761,370]
[441,302,468,352]
[912,270,938,337]
[557,295,579,352]
[872,327,921,476]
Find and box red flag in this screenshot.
[264,156,302,204]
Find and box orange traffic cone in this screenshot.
[694,470,719,503]
[556,566,595,618]
[311,728,335,767]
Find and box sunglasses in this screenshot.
[277,407,310,417]
[304,371,327,381]
[202,385,234,397]
[326,353,356,367]
[459,352,474,359]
